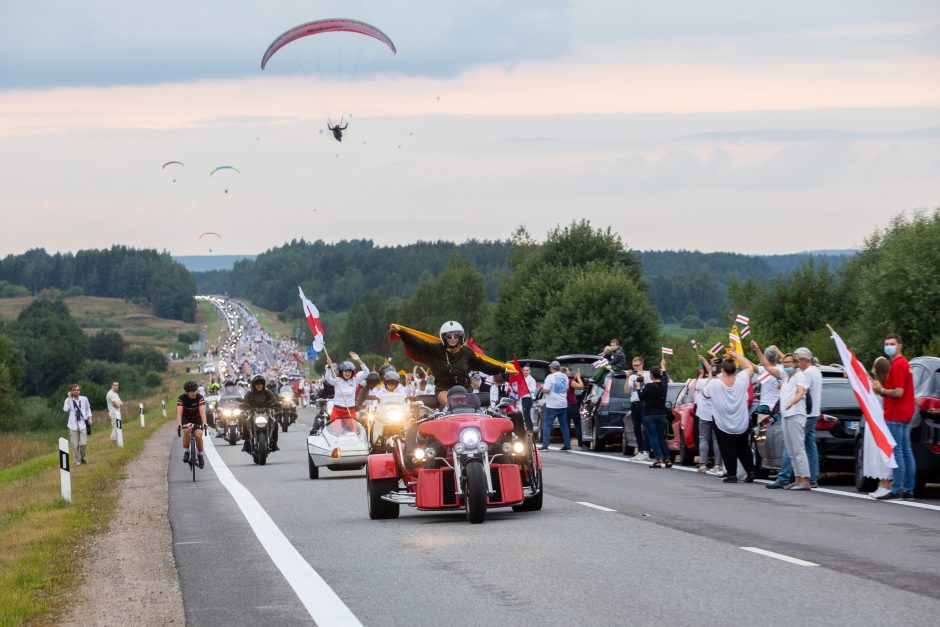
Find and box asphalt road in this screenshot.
[167,403,940,627]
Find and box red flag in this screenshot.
[509,357,530,398]
[466,337,485,355]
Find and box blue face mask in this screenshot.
[783,366,794,374]
[884,345,897,357]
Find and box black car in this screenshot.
[855,356,940,496]
[533,354,599,443]
[752,378,861,478]
[580,370,629,451]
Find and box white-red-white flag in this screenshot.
[298,286,325,352]
[740,325,751,338]
[661,347,674,355]
[735,313,750,326]
[831,327,897,468]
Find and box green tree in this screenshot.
[124,347,168,373]
[847,209,940,359]
[0,334,26,425]
[397,255,489,337]
[89,329,125,362]
[337,290,396,356]
[9,298,87,396]
[533,264,659,359]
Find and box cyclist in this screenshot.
[177,380,208,468]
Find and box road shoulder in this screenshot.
[61,420,184,626]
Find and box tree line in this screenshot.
[0,247,196,321]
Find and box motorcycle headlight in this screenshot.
[512,441,526,454]
[386,409,403,423]
[426,447,437,459]
[254,416,268,427]
[459,428,482,448]
[223,409,232,417]
[413,448,427,461]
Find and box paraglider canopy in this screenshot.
[209,166,240,176]
[162,161,184,169]
[260,18,396,70]
[199,232,222,240]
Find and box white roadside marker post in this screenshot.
[116,412,124,448]
[139,403,145,428]
[59,437,71,503]
[162,399,167,418]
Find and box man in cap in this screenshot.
[539,361,571,451]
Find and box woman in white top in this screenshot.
[692,360,721,475]
[703,350,756,483]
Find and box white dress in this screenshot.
[863,397,892,480]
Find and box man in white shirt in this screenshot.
[539,361,571,451]
[520,366,538,431]
[63,383,93,465]
[106,380,123,444]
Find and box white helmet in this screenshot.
[439,321,465,344]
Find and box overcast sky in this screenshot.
[1,1,938,255]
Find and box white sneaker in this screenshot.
[632,452,650,462]
[706,466,724,476]
[869,487,891,499]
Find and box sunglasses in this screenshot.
[443,332,461,340]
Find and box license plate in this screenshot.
[845,421,858,431]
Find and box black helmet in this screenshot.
[365,372,381,387]
[183,380,198,392]
[222,379,236,387]
[446,385,470,409]
[250,374,266,387]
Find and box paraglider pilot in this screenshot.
[328,119,348,142]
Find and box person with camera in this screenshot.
[63,383,93,466]
[625,357,651,461]
[638,360,671,468]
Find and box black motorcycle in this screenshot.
[277,392,297,432]
[244,408,277,465]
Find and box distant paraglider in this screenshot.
[199,231,222,254]
[162,161,184,183]
[209,166,240,194]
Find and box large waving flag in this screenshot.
[509,357,531,398]
[830,327,897,468]
[298,287,325,352]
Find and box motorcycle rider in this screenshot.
[389,321,508,407]
[375,370,409,405]
[323,351,370,431]
[240,374,279,452]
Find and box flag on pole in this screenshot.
[592,357,609,368]
[740,325,751,338]
[661,347,674,355]
[830,327,897,468]
[690,339,699,349]
[466,337,485,355]
[708,342,725,356]
[298,287,325,352]
[735,313,750,326]
[509,357,530,398]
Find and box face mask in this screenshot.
[783,366,794,374]
[884,345,897,357]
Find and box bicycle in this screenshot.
[178,423,204,482]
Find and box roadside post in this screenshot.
[116,413,124,448]
[139,403,145,428]
[59,437,71,503]
[162,399,167,418]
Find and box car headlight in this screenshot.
[254,416,268,427]
[459,428,482,448]
[386,409,403,423]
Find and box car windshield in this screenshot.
[821,381,860,409]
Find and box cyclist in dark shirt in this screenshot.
[177,380,208,468]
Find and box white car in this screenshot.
[203,364,216,374]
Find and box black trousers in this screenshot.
[714,426,754,477]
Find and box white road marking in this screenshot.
[546,446,940,512]
[576,501,617,512]
[203,437,362,626]
[174,540,210,545]
[740,547,819,566]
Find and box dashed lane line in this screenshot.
[740,547,819,566]
[543,446,940,512]
[576,501,617,512]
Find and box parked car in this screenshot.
[855,356,940,496]
[666,380,698,465]
[203,363,216,374]
[752,377,861,478]
[580,370,630,451]
[517,359,550,386]
[533,354,601,443]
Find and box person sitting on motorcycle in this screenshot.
[323,352,369,431]
[220,379,240,400]
[389,321,507,407]
[210,382,221,395]
[356,371,382,409]
[444,384,482,414]
[240,374,279,452]
[375,370,409,405]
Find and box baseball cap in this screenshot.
[549,360,561,369]
[794,347,813,360]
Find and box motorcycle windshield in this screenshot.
[326,418,364,436]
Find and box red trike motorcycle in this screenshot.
[366,399,543,524]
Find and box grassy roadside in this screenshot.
[0,368,191,625]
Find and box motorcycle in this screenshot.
[217,404,243,446]
[277,392,296,432]
[244,408,277,465]
[366,398,543,524]
[362,399,412,454]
